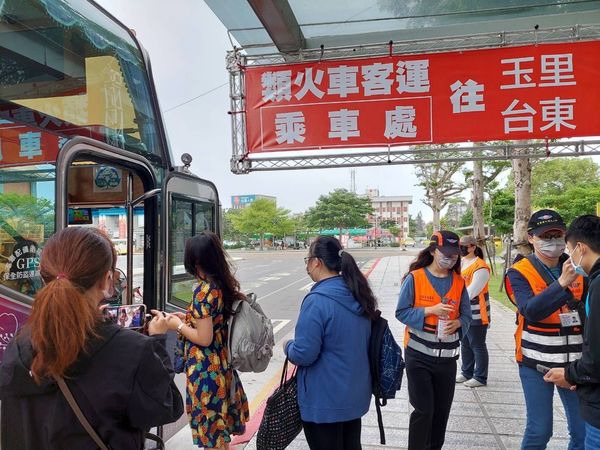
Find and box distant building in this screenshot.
[230,194,276,210]
[368,194,413,237]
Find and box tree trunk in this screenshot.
[339,226,343,244]
[513,144,532,256]
[260,232,264,251]
[472,158,485,242]
[432,204,441,232]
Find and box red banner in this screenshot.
[244,41,600,153]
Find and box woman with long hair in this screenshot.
[284,236,377,450]
[166,231,249,450]
[0,227,183,450]
[456,235,491,388]
[396,231,472,450]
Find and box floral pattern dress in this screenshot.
[183,279,249,448]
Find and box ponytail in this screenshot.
[30,278,100,383]
[474,246,484,259]
[339,252,378,320]
[310,236,378,320]
[29,227,114,384]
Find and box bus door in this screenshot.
[161,171,220,312]
[56,138,160,309]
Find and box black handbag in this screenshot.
[256,358,302,450]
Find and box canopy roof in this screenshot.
[206,0,600,55]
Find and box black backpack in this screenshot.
[369,311,405,445]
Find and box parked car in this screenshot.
[112,239,127,255]
[403,237,416,247]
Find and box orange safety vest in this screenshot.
[505,256,584,368]
[461,257,491,326]
[403,268,465,359]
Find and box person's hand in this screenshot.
[164,313,184,331]
[443,319,461,335]
[425,303,454,317]
[544,367,576,390]
[171,311,186,320]
[558,259,578,288]
[148,309,169,335]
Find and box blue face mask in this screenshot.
[570,244,588,277]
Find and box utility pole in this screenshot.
[350,169,356,193]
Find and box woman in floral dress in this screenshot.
[167,231,249,449]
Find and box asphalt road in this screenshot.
[227,247,420,343]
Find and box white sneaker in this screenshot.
[464,379,486,388]
[455,374,469,383]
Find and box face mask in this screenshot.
[570,245,588,277]
[437,254,458,270]
[459,245,469,257]
[535,237,566,259]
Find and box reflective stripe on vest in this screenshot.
[511,257,584,368]
[461,257,491,325]
[404,268,464,359]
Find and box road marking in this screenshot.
[258,276,281,282]
[258,276,311,301]
[271,319,290,335]
[299,282,314,291]
[271,272,291,277]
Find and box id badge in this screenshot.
[559,311,581,327]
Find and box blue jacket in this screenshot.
[285,276,371,423]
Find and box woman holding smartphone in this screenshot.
[396,231,472,450]
[0,227,183,450]
[166,231,249,450]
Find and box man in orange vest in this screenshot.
[505,209,585,450]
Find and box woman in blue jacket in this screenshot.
[284,236,378,450]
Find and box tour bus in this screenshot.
[0,0,220,384]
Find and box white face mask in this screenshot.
[535,237,566,259]
[437,253,458,270]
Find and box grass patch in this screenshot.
[488,262,516,311]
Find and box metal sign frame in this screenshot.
[227,24,600,174]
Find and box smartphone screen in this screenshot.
[104,304,146,329]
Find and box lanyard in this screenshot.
[534,254,560,281]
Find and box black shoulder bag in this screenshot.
[56,376,165,450]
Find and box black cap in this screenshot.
[430,230,460,256]
[527,209,566,236]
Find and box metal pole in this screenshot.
[126,172,134,305]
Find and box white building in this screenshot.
[367,191,413,237]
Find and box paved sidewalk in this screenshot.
[243,255,573,450]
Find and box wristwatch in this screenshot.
[177,323,185,334]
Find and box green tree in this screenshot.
[414,211,426,236]
[486,189,515,235]
[408,215,417,237]
[305,189,373,241]
[380,219,397,229]
[536,184,600,224]
[231,199,291,250]
[0,193,55,241]
[531,158,600,198]
[414,145,467,231]
[221,209,245,242]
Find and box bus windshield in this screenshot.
[0,0,164,164]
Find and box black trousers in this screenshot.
[302,418,362,450]
[405,347,457,450]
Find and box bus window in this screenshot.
[0,0,165,168]
[66,160,148,305]
[0,162,55,297]
[169,197,216,307]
